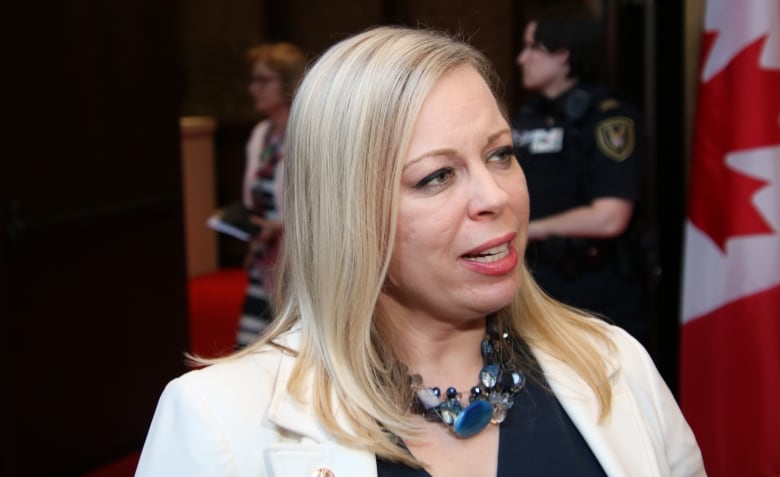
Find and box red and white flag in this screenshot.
[681,0,780,475]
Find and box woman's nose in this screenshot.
[516,47,529,66]
[468,167,510,220]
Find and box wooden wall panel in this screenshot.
[5,0,189,474]
[284,0,385,55]
[178,0,270,121]
[391,0,519,110]
[178,0,530,124]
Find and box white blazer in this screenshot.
[135,325,705,477]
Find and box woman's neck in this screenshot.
[543,76,578,100]
[266,106,290,138]
[399,316,487,391]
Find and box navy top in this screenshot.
[377,366,607,476]
[512,83,644,221]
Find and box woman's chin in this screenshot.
[467,283,522,317]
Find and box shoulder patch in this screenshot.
[594,117,635,161]
[598,98,620,112]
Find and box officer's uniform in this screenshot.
[513,83,647,343]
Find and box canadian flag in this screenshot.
[680,0,780,475]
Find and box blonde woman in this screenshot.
[137,26,704,476]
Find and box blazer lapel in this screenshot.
[535,346,661,477]
[264,335,378,477]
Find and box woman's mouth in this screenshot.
[459,233,519,276]
[463,243,510,263]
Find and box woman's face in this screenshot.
[516,22,570,96]
[248,61,286,115]
[383,65,529,324]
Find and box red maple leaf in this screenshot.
[688,32,780,251]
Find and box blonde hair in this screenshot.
[224,26,613,466]
[246,42,307,99]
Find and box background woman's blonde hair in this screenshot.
[246,42,307,99]
[232,26,613,466]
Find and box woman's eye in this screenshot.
[488,146,515,166]
[415,168,454,189]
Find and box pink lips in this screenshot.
[459,233,519,276]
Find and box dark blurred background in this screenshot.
[2,0,705,474]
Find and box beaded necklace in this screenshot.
[409,316,526,438]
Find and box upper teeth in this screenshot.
[479,243,508,256]
[468,243,509,262]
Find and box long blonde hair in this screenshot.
[222,26,613,466]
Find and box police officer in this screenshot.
[513,2,649,344]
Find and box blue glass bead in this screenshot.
[452,400,493,438]
[480,364,499,388]
[441,398,463,413]
[446,387,458,399]
[511,372,526,392]
[432,387,441,398]
[490,400,509,424]
[439,398,463,425]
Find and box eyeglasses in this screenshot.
[249,74,281,86]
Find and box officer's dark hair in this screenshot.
[527,2,603,82]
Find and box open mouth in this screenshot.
[462,243,510,263]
